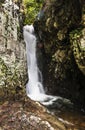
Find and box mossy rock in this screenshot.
[70,28,85,75]
[0,39,27,100]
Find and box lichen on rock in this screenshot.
[34,0,85,108]
[0,0,27,99]
[70,28,85,75]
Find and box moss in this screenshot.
[0,53,26,99]
[70,28,85,75]
[33,0,85,108]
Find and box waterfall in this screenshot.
[23,25,45,99]
[23,25,70,106]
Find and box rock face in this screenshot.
[70,28,85,75]
[34,0,85,108]
[0,0,27,99]
[0,97,85,130]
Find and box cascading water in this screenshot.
[23,25,45,101]
[23,25,71,106]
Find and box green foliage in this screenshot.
[23,0,44,24]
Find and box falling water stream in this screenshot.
[23,25,63,106]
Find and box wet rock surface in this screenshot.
[0,96,85,130]
[34,0,85,109]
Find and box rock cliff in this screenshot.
[34,0,85,108]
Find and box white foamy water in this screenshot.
[23,25,63,105]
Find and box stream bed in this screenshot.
[47,101,85,130]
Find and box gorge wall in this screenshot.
[0,0,26,100]
[34,0,85,109]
